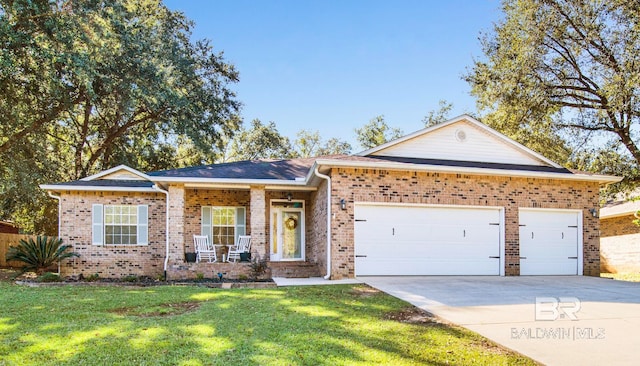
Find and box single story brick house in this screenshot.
[599,192,640,273]
[41,115,620,280]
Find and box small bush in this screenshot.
[86,273,100,282]
[248,254,269,280]
[238,274,249,281]
[6,236,79,274]
[122,275,138,282]
[37,272,62,283]
[195,272,205,280]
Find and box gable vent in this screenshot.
[455,129,467,142]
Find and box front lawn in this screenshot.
[0,282,536,365]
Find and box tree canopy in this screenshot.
[0,0,240,233]
[355,115,404,150]
[466,0,640,171]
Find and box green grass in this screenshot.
[0,282,536,365]
[601,272,640,282]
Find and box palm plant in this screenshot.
[6,236,79,274]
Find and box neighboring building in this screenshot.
[40,115,620,279]
[0,221,19,234]
[600,193,640,273]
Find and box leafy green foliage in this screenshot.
[6,236,78,273]
[466,0,640,172]
[355,115,404,150]
[223,119,293,161]
[36,272,63,283]
[293,129,352,157]
[422,100,455,127]
[0,0,240,233]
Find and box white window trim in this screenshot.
[92,204,149,246]
[201,206,246,245]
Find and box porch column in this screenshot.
[167,184,186,265]
[250,186,267,259]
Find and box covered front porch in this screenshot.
[164,184,324,280]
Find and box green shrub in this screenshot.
[248,254,269,280]
[6,236,79,274]
[122,275,138,282]
[86,273,100,282]
[36,272,62,282]
[195,272,205,280]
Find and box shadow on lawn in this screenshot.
[0,283,528,365]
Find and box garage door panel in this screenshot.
[355,205,502,276]
[519,210,580,275]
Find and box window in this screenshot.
[202,207,246,245]
[92,204,148,245]
[105,206,138,245]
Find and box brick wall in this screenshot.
[308,180,328,276]
[59,191,166,278]
[184,188,251,252]
[329,168,601,279]
[600,215,640,273]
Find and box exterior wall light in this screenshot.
[589,208,598,218]
[340,198,346,210]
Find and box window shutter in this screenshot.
[92,204,104,245]
[235,207,246,243]
[202,206,212,244]
[137,205,148,245]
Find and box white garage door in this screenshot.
[354,204,502,276]
[519,209,581,275]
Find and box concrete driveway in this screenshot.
[362,276,640,366]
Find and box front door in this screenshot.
[271,207,305,261]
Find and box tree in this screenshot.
[293,130,352,157]
[466,0,640,167]
[223,119,293,161]
[422,100,454,127]
[0,0,240,233]
[355,116,404,150]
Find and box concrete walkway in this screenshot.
[362,276,640,366]
[273,277,362,286]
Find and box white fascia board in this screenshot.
[80,165,152,181]
[265,185,317,191]
[356,114,562,168]
[314,159,622,184]
[149,176,311,186]
[39,184,158,193]
[600,202,640,219]
[599,211,635,219]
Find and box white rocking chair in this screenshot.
[227,235,251,263]
[194,235,217,263]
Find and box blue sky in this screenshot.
[164,0,502,149]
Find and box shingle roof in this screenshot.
[361,155,573,174]
[148,157,319,180]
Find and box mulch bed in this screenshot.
[1,268,275,288]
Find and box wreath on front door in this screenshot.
[285,217,298,230]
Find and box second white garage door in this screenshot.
[519,209,582,275]
[354,204,503,276]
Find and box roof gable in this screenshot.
[80,165,150,181]
[358,115,561,168]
